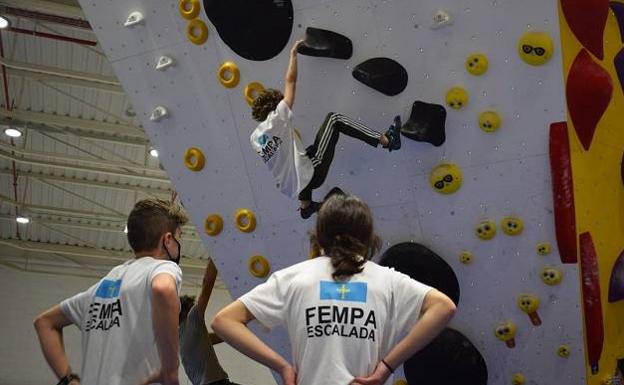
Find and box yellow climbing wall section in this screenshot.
[558,2,624,383]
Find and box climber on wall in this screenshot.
[250,40,402,219]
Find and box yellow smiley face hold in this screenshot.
[429,163,462,194]
[475,219,497,240]
[541,266,563,286]
[459,250,474,264]
[518,31,554,66]
[446,87,469,110]
[465,53,489,76]
[479,111,502,133]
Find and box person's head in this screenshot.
[126,198,189,264]
[312,193,381,280]
[252,88,283,122]
[179,295,196,324]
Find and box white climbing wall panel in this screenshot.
[79,0,585,383]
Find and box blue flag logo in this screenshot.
[320,281,367,302]
[95,279,122,299]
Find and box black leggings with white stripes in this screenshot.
[298,112,382,201]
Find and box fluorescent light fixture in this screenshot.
[16,216,29,224]
[123,225,128,234]
[4,127,22,137]
[0,16,10,30]
[149,148,159,157]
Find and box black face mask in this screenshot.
[164,236,181,265]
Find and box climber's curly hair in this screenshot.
[252,88,284,122]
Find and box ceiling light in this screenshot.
[149,148,159,157]
[123,225,128,234]
[16,216,29,224]
[0,16,10,30]
[4,127,22,138]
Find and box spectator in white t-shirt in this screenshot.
[250,40,402,220]
[34,198,188,385]
[211,194,456,385]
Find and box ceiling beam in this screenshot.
[0,146,171,183]
[12,120,150,146]
[0,168,171,196]
[0,141,166,176]
[0,58,120,87]
[0,239,207,270]
[0,214,202,242]
[0,109,145,140]
[9,69,124,94]
[0,1,86,20]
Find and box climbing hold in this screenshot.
[204,0,293,61]
[155,56,175,71]
[429,163,462,194]
[124,11,144,27]
[501,216,524,236]
[615,48,624,97]
[248,255,270,278]
[517,294,541,326]
[557,344,571,358]
[352,58,408,96]
[579,232,604,374]
[549,122,578,263]
[512,373,526,385]
[178,0,200,20]
[297,27,353,60]
[459,251,474,264]
[244,82,265,106]
[400,100,447,147]
[393,380,408,385]
[518,31,554,66]
[184,147,206,171]
[404,328,488,385]
[235,208,256,233]
[608,250,624,302]
[566,49,613,151]
[561,0,608,60]
[541,266,563,286]
[537,242,551,256]
[494,321,517,348]
[612,2,624,42]
[186,19,209,45]
[149,106,168,122]
[218,61,241,88]
[445,87,469,110]
[478,111,501,133]
[475,220,496,240]
[465,53,489,76]
[431,10,453,29]
[204,214,223,236]
[381,242,460,305]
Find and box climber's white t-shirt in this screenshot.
[61,257,182,385]
[250,100,314,198]
[239,257,433,385]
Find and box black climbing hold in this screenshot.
[380,242,460,305]
[203,0,293,61]
[298,27,353,60]
[404,328,488,385]
[352,58,408,96]
[401,100,447,147]
[608,250,624,302]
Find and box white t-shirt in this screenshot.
[250,100,314,198]
[61,257,183,385]
[239,257,433,385]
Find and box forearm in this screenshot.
[35,324,72,379]
[212,316,289,372]
[285,52,298,84]
[197,259,217,313]
[383,301,455,369]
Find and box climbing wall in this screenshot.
[75,0,624,383]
